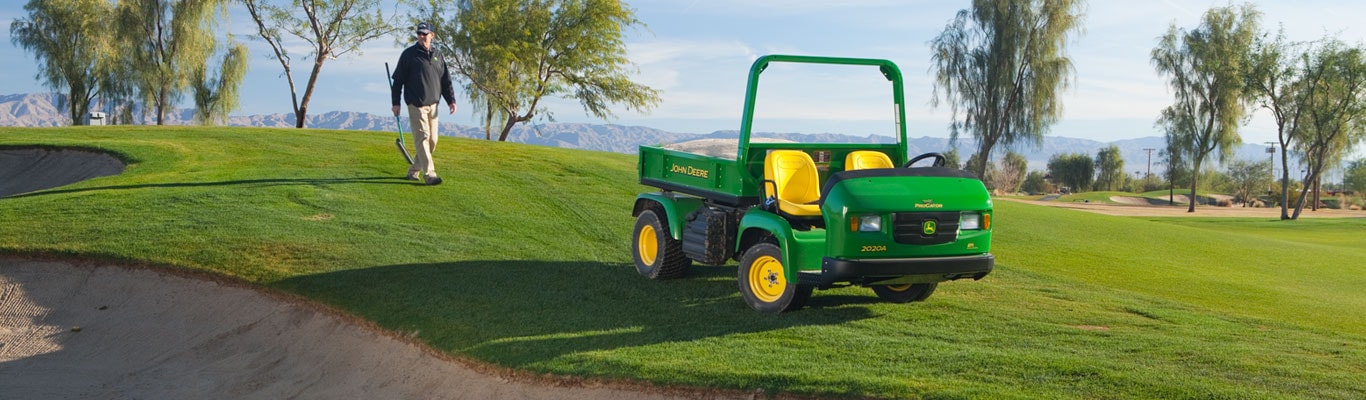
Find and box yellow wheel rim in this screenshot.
[885,283,913,292]
[637,224,658,266]
[748,255,786,303]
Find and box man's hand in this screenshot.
[448,103,457,115]
[392,105,401,117]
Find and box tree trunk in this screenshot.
[156,86,168,125]
[496,116,517,142]
[1291,170,1315,219]
[1279,148,1291,220]
[1187,159,1201,213]
[1305,174,1316,210]
[66,83,90,126]
[496,109,534,142]
[294,56,327,129]
[483,107,493,141]
[973,137,997,180]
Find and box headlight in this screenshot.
[960,213,981,230]
[855,215,881,232]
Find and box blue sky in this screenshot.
[6,0,1366,151]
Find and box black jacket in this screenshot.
[391,43,456,108]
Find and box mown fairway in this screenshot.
[1,127,1362,399]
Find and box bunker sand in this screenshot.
[0,259,747,399]
[0,147,125,197]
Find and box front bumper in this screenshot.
[800,254,994,288]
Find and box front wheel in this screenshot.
[632,209,690,279]
[737,242,812,313]
[871,282,938,303]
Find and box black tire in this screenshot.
[871,282,938,303]
[737,242,812,313]
[632,209,691,279]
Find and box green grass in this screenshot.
[2,127,1363,399]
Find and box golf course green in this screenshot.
[1,126,1362,399]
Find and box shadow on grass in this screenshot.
[274,260,875,368]
[6,176,415,198]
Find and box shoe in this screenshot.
[424,175,443,186]
[405,172,421,181]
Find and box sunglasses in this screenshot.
[417,32,430,37]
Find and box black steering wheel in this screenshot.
[904,152,947,168]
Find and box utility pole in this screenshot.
[1143,148,1156,178]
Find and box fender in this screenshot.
[633,193,703,240]
[738,210,823,283]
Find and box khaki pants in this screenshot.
[407,103,440,178]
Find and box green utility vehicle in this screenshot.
[631,55,993,313]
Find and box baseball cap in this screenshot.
[416,22,432,35]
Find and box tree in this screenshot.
[942,148,962,169]
[964,152,993,182]
[930,0,1084,179]
[1246,27,1307,219]
[1021,170,1049,194]
[1046,152,1093,193]
[243,0,397,128]
[1159,136,1192,205]
[1224,158,1272,206]
[419,0,661,141]
[1093,145,1124,191]
[1291,40,1366,218]
[1345,159,1366,194]
[1151,4,1259,212]
[192,43,249,125]
[114,0,231,125]
[10,0,117,125]
[986,151,1028,194]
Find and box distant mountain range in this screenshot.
[1,92,1277,174]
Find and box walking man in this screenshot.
[391,22,457,186]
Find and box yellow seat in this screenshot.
[845,151,895,171]
[763,150,822,217]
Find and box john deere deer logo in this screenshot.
[922,220,938,236]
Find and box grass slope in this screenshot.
[2,127,1362,399]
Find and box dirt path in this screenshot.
[0,259,750,399]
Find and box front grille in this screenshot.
[892,212,960,245]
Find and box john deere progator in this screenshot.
[631,55,993,313]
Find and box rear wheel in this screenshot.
[632,209,690,279]
[738,242,812,313]
[872,282,938,303]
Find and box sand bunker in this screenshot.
[0,259,701,399]
[1110,196,1172,206]
[0,147,126,197]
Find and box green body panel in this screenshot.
[737,210,826,279]
[633,192,704,240]
[822,175,993,259]
[637,146,748,201]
